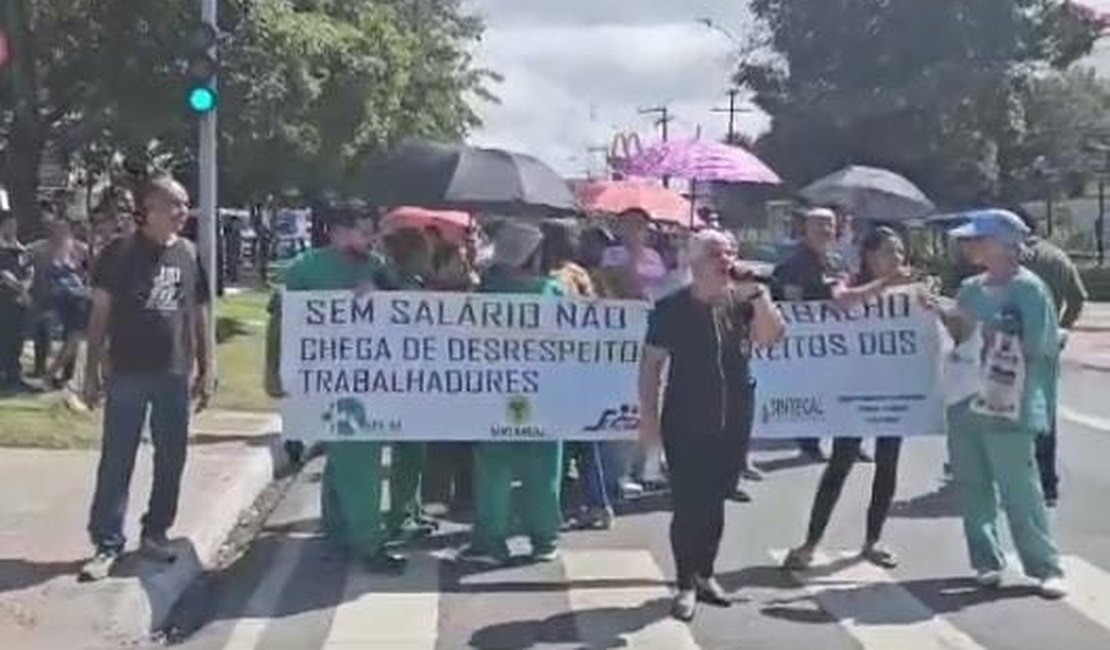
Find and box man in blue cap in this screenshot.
[927,209,1066,598]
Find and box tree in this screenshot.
[0,0,497,232]
[217,0,498,204]
[737,0,1107,207]
[1003,67,1110,200]
[1,0,194,233]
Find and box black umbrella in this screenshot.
[367,139,579,216]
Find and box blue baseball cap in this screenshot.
[949,209,1030,244]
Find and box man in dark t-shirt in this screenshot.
[772,207,849,462]
[639,229,784,621]
[79,175,213,582]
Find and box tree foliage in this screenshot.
[0,0,496,232]
[738,0,1108,207]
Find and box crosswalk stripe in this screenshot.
[1059,405,1110,432]
[772,550,988,650]
[218,535,311,650]
[320,554,440,649]
[1060,556,1110,633]
[561,549,701,650]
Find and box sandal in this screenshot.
[861,545,898,569]
[782,546,815,571]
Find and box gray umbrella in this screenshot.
[367,139,579,216]
[800,165,935,222]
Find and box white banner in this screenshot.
[280,290,945,442]
[750,292,945,438]
[280,290,648,442]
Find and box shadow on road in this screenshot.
[0,558,84,593]
[889,480,960,519]
[468,597,672,650]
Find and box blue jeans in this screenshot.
[88,373,191,552]
[570,442,610,510]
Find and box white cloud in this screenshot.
[466,1,769,177]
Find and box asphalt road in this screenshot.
[161,364,1110,650]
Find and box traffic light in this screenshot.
[185,21,218,115]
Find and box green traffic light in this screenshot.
[188,86,217,114]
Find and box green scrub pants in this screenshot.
[386,443,426,536]
[472,442,563,559]
[321,441,385,557]
[947,403,1063,580]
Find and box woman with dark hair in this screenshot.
[541,220,614,530]
[783,226,914,570]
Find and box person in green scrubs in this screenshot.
[927,209,1065,599]
[264,208,406,573]
[458,221,565,565]
[378,227,438,542]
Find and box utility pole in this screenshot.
[638,106,672,142]
[639,106,672,186]
[199,0,218,370]
[712,89,749,144]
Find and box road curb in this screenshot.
[106,435,287,642]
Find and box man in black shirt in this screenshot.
[0,210,33,390]
[640,230,784,621]
[771,207,848,462]
[79,175,213,582]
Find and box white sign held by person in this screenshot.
[751,292,945,438]
[280,289,945,441]
[280,290,648,442]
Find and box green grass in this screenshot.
[0,289,275,448]
[0,393,101,448]
[212,289,275,412]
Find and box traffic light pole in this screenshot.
[199,0,218,376]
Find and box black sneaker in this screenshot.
[364,550,408,574]
[79,549,121,582]
[729,487,753,503]
[140,533,178,563]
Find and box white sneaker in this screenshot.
[1039,576,1067,599]
[976,570,1002,589]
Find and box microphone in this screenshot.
[728,263,772,284]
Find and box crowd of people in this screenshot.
[1,172,1089,624]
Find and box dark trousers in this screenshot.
[32,313,50,375]
[1035,427,1058,499]
[805,436,902,546]
[0,303,26,384]
[422,442,474,508]
[88,373,191,552]
[563,442,611,511]
[664,431,746,589]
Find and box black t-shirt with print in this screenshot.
[92,234,209,375]
[645,287,755,437]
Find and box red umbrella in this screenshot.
[381,206,473,243]
[578,180,704,228]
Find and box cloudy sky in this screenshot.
[465,0,769,177]
[465,1,1110,178]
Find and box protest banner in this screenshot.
[280,290,648,442]
[750,291,945,438]
[280,289,945,442]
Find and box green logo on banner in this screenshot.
[506,395,532,426]
[322,397,371,437]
